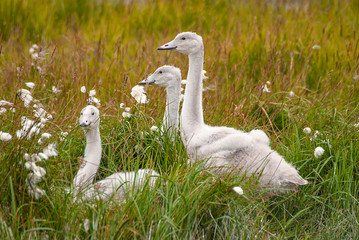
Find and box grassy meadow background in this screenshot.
[1,0,359,238]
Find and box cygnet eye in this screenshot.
[159,71,162,74]
[92,112,95,115]
[181,37,186,40]
[81,113,83,115]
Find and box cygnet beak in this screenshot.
[138,78,155,85]
[157,40,177,50]
[79,122,89,127]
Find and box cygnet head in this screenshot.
[138,65,181,88]
[79,105,100,130]
[157,32,203,55]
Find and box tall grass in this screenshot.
[1,0,359,238]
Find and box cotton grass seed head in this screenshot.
[25,82,35,89]
[80,86,86,93]
[0,131,12,141]
[89,89,96,97]
[233,186,244,195]
[52,86,61,94]
[262,84,271,93]
[303,127,311,134]
[310,130,321,141]
[0,100,13,107]
[0,108,7,115]
[122,112,132,118]
[150,126,158,132]
[314,146,325,159]
[131,85,148,104]
[83,219,90,232]
[41,133,52,139]
[17,89,33,107]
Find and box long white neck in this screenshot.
[163,79,181,135]
[73,127,101,188]
[181,49,205,134]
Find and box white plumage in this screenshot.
[157,32,308,190]
[74,105,159,201]
[139,65,182,135]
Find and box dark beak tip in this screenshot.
[157,46,177,51]
[80,123,88,127]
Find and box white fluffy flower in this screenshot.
[61,132,68,137]
[0,100,13,107]
[262,84,271,93]
[40,117,48,124]
[180,94,184,102]
[120,103,125,109]
[16,129,27,139]
[27,184,46,200]
[25,82,35,89]
[60,132,68,141]
[29,47,35,55]
[31,52,39,60]
[0,108,7,115]
[83,219,90,232]
[202,70,208,80]
[25,161,37,170]
[31,44,39,50]
[17,89,33,107]
[131,85,148,104]
[52,86,61,94]
[27,173,43,185]
[34,107,47,118]
[46,113,53,120]
[24,153,31,161]
[41,133,52,139]
[80,86,86,93]
[27,126,41,139]
[89,89,96,97]
[92,97,100,105]
[36,66,43,74]
[21,116,35,130]
[122,112,132,118]
[38,153,48,160]
[314,146,325,159]
[312,45,321,50]
[150,126,158,132]
[354,122,359,128]
[0,131,12,141]
[303,127,311,134]
[43,143,58,158]
[310,130,321,141]
[33,165,46,178]
[181,80,187,85]
[288,91,295,97]
[232,186,244,195]
[125,107,131,112]
[31,153,42,162]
